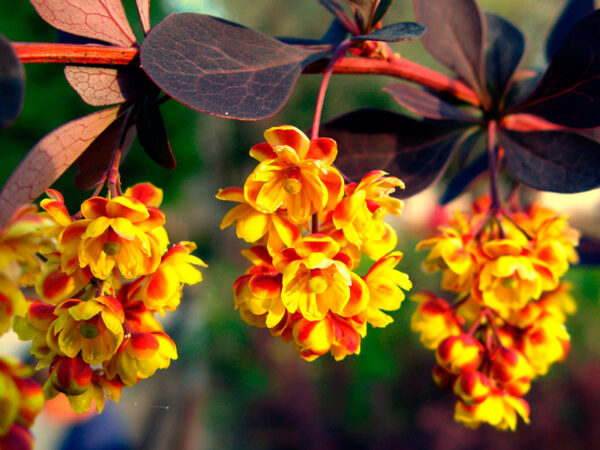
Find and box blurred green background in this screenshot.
[2,0,600,448]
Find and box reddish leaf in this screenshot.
[546,0,595,61]
[500,129,600,193]
[30,0,136,47]
[484,12,524,107]
[384,83,478,121]
[136,92,175,169]
[511,10,600,128]
[0,34,24,129]
[413,0,485,98]
[352,22,425,42]
[320,109,467,197]
[0,107,121,226]
[136,0,151,34]
[64,66,150,106]
[74,110,136,190]
[140,13,329,120]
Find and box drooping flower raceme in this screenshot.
[413,197,579,431]
[6,182,206,431]
[219,126,411,361]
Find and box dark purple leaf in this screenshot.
[141,13,329,120]
[352,22,425,42]
[511,10,600,128]
[546,0,594,61]
[484,12,524,107]
[500,129,600,193]
[316,0,359,34]
[344,0,375,22]
[441,146,487,204]
[320,18,350,45]
[136,92,175,169]
[64,65,151,106]
[30,0,136,47]
[279,18,347,47]
[0,107,121,226]
[578,236,600,265]
[321,109,467,197]
[74,110,136,190]
[384,83,478,121]
[372,0,394,28]
[0,34,24,129]
[503,72,542,109]
[413,0,485,98]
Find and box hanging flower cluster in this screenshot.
[412,197,579,430]
[9,183,206,418]
[0,205,56,447]
[218,126,411,361]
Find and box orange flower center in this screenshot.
[308,276,328,294]
[103,241,121,255]
[80,323,99,339]
[501,277,518,290]
[283,178,302,195]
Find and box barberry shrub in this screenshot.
[0,0,599,445]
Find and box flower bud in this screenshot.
[292,317,333,361]
[436,335,483,374]
[48,356,92,396]
[453,371,491,405]
[491,347,533,385]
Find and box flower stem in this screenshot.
[311,40,352,141]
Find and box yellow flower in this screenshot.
[363,251,412,327]
[0,274,26,335]
[217,186,300,255]
[417,227,476,293]
[474,239,557,311]
[520,312,570,376]
[244,126,344,224]
[454,389,530,431]
[332,171,403,260]
[291,314,365,361]
[273,234,368,321]
[60,193,168,280]
[0,357,44,436]
[410,292,463,350]
[0,204,57,286]
[127,241,206,315]
[104,331,178,386]
[12,301,58,369]
[48,296,125,365]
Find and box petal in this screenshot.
[106,197,149,222]
[264,126,310,159]
[306,137,337,165]
[249,142,277,161]
[124,183,163,207]
[81,197,108,219]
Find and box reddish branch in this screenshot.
[12,42,138,65]
[12,41,479,105]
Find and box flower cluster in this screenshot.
[218,126,411,361]
[0,206,55,447]
[0,357,45,449]
[10,183,206,418]
[412,197,579,430]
